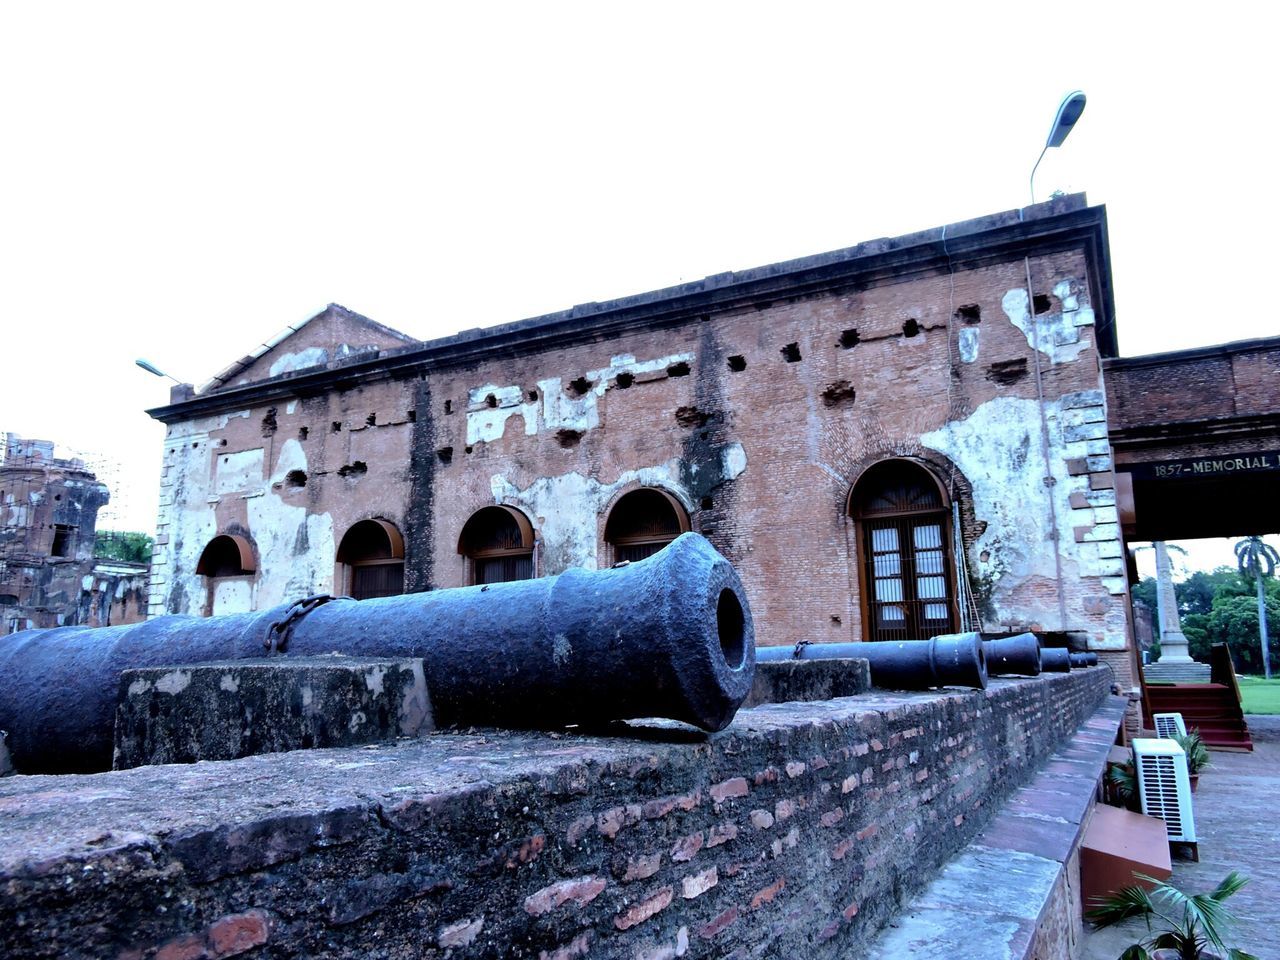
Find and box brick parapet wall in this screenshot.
[1,670,1113,959]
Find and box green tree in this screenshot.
[94,530,153,565]
[1235,536,1279,680]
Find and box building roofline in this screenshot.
[1103,334,1280,372]
[149,194,1116,424]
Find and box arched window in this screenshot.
[458,506,535,585]
[196,534,256,577]
[337,519,405,600]
[195,534,256,616]
[605,488,690,564]
[850,460,956,641]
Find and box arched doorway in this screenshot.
[336,519,405,600]
[195,533,256,616]
[604,488,690,564]
[458,505,535,584]
[850,460,957,641]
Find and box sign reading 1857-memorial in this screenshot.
[1130,450,1280,481]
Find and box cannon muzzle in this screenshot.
[756,633,987,690]
[0,532,755,773]
[982,633,1042,677]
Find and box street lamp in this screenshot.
[135,358,182,384]
[1030,90,1086,205]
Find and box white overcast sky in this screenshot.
[1,3,1274,574]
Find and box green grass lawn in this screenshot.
[1238,675,1280,715]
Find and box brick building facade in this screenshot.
[146,195,1136,685]
[1,435,148,633]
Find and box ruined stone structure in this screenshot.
[0,434,148,633]
[145,195,1137,686]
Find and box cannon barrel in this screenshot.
[756,633,987,690]
[1069,652,1098,668]
[1040,647,1073,672]
[0,532,755,774]
[982,633,1042,677]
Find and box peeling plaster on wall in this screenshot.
[922,395,1126,646]
[1001,281,1093,364]
[490,454,730,576]
[958,328,980,364]
[720,443,747,481]
[922,397,1075,629]
[466,352,696,447]
[466,385,538,445]
[269,347,330,378]
[247,439,336,607]
[153,424,218,617]
[215,449,264,495]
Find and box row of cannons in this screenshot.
[0,534,1100,775]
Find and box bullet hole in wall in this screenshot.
[444,399,453,415]
[839,329,860,349]
[986,358,1029,385]
[568,377,590,397]
[261,408,278,436]
[527,389,538,402]
[407,410,416,423]
[956,304,981,323]
[485,394,497,408]
[667,361,691,377]
[298,426,309,441]
[727,355,747,372]
[821,380,857,407]
[366,413,377,426]
[337,461,368,478]
[781,343,802,363]
[616,372,634,389]
[902,319,920,338]
[284,470,307,489]
[556,428,583,449]
[331,421,342,433]
[700,496,714,510]
[1033,294,1052,315]
[437,446,453,465]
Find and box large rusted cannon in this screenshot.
[982,633,1042,677]
[1040,647,1073,672]
[0,532,754,774]
[756,632,987,690]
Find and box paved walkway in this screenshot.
[1082,718,1280,960]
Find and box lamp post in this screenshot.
[1030,90,1086,204]
[135,359,182,384]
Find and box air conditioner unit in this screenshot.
[1132,737,1197,846]
[1153,713,1187,739]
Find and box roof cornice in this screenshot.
[149,196,1115,424]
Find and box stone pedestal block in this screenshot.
[112,656,431,769]
[742,657,871,708]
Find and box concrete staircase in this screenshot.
[1143,660,1211,683]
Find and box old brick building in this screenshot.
[0,435,148,633]
[146,194,1137,684]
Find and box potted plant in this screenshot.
[1087,871,1257,959]
[1106,758,1140,812]
[1173,730,1211,792]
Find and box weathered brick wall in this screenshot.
[0,669,1113,959]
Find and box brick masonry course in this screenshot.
[0,668,1111,959]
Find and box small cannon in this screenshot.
[1040,647,1073,673]
[756,632,987,690]
[982,633,1042,677]
[1069,652,1099,668]
[0,532,755,774]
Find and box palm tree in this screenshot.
[1234,536,1277,680]
[1088,871,1256,959]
